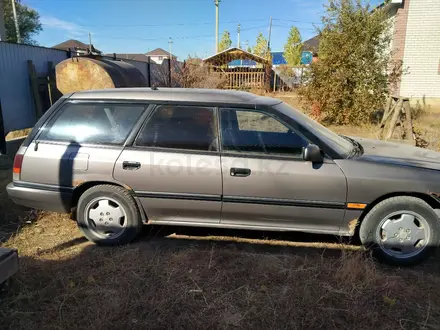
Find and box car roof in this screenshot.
[69,88,282,106]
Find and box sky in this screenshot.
[23,0,383,59]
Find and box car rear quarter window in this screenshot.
[39,103,146,145]
[221,108,308,156]
[135,105,217,151]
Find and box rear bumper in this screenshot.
[6,182,72,213]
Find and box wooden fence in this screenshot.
[223,72,265,89]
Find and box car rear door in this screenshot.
[219,107,347,234]
[20,101,147,189]
[113,104,222,224]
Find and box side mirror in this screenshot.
[303,144,323,163]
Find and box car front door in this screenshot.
[219,107,347,234]
[114,104,222,224]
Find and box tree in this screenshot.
[283,26,302,66]
[218,30,232,52]
[4,0,42,45]
[299,0,394,125]
[247,46,252,53]
[253,32,269,58]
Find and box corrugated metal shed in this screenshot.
[0,42,68,133]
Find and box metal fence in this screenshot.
[0,42,68,133]
[103,57,168,87]
[0,42,170,136]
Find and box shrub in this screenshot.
[172,57,227,89]
[299,0,397,125]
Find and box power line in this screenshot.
[95,33,216,42]
[272,25,316,31]
[272,18,322,25]
[65,24,270,43]
[240,25,267,32]
[47,18,268,28]
[40,18,318,28]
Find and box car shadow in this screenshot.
[138,224,356,254]
[59,141,81,211]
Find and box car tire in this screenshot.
[77,184,142,246]
[359,196,440,266]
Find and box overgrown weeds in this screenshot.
[173,57,227,89]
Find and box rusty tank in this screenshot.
[55,57,148,94]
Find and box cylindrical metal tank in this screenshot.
[55,57,148,94]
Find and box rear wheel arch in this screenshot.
[76,184,143,245]
[71,181,147,222]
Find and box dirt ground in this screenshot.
[2,94,440,329]
[2,215,440,329]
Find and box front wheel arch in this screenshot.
[358,195,440,265]
[356,192,440,233]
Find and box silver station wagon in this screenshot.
[6,88,440,266]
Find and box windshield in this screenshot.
[274,102,354,157]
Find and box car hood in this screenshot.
[352,137,440,170]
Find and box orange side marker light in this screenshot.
[347,203,367,210]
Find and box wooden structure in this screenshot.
[203,48,271,90]
[27,60,59,120]
[377,96,414,145]
[55,57,148,95]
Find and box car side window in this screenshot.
[220,108,308,156]
[39,103,146,145]
[135,105,218,151]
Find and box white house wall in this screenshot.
[400,0,440,99]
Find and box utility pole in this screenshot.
[0,0,7,41]
[243,40,249,51]
[88,32,92,52]
[267,16,272,52]
[214,0,220,53]
[11,0,21,43]
[168,37,173,87]
[237,23,241,48]
[168,37,173,61]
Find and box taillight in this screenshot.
[13,153,24,180]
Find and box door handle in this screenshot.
[122,161,141,170]
[230,167,251,177]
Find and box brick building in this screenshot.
[385,0,440,106]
